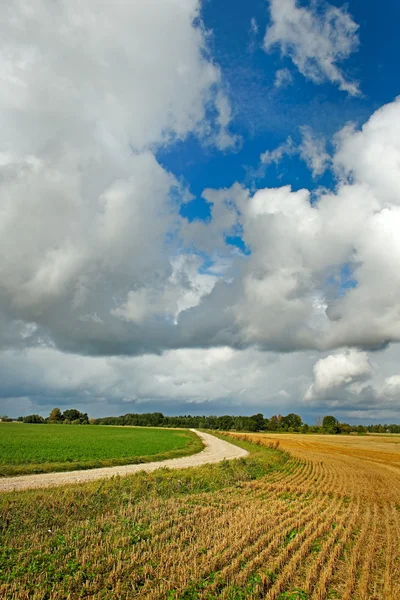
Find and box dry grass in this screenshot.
[1,432,399,599]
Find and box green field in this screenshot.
[0,423,203,476]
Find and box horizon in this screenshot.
[7,407,400,428]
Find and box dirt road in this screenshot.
[0,429,248,492]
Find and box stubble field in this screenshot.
[1,432,399,599]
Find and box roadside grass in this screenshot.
[0,424,204,476]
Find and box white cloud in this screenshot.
[250,18,259,35]
[260,137,296,165]
[264,0,360,95]
[248,17,260,53]
[215,91,240,150]
[305,349,372,401]
[258,126,330,177]
[0,0,235,355]
[1,0,225,155]
[299,126,330,177]
[301,344,400,417]
[225,99,400,354]
[333,100,400,204]
[111,255,217,325]
[274,68,293,88]
[379,376,400,401]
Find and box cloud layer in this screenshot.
[3,1,397,361]
[1,2,400,419]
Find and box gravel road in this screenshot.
[0,429,248,492]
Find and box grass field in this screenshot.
[1,432,399,599]
[0,423,203,476]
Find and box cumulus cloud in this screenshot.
[302,345,400,417]
[0,0,235,356]
[226,99,400,354]
[3,52,400,358]
[305,349,372,401]
[111,255,217,326]
[264,0,360,95]
[5,99,400,357]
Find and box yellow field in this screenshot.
[1,433,399,599]
[225,432,400,599]
[235,432,400,473]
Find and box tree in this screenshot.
[49,408,63,423]
[250,413,265,431]
[268,415,279,431]
[246,418,258,432]
[281,413,303,431]
[63,409,81,422]
[23,414,45,423]
[1,415,9,422]
[322,415,340,434]
[62,409,89,424]
[339,422,351,434]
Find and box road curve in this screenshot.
[0,430,249,493]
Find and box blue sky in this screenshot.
[1,0,400,423]
[159,0,400,215]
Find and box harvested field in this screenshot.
[1,432,399,599]
[236,432,400,473]
[226,432,400,599]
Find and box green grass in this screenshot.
[0,423,203,476]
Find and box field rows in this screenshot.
[1,433,400,599]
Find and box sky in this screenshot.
[1,0,400,423]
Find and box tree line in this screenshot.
[15,408,89,425]
[91,412,400,434]
[4,409,400,434]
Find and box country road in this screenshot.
[0,429,248,492]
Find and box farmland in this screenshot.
[0,423,203,476]
[1,432,400,599]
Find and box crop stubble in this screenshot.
[1,433,399,599]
